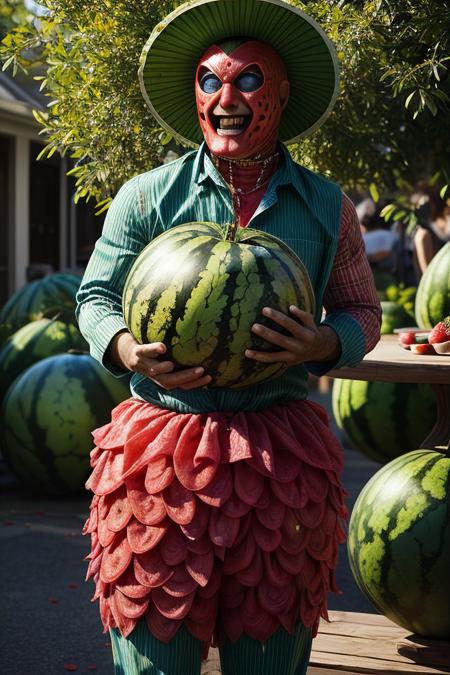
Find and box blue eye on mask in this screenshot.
[235,71,263,92]
[200,73,222,94]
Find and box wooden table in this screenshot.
[308,611,450,674]
[201,612,450,674]
[328,335,450,449]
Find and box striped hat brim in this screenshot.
[139,0,339,147]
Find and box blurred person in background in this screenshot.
[410,181,450,276]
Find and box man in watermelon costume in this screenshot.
[77,1,381,673]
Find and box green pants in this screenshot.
[111,621,312,675]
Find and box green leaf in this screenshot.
[369,183,380,203]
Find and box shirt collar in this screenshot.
[193,141,310,203]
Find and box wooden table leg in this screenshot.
[420,383,450,451]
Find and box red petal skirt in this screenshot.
[83,397,347,649]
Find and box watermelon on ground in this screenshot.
[0,273,81,337]
[123,222,315,388]
[415,241,450,328]
[332,379,436,463]
[348,449,450,638]
[0,352,130,495]
[0,318,88,404]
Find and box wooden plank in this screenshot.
[328,336,450,385]
[318,621,405,641]
[309,650,450,673]
[326,611,396,627]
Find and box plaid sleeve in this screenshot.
[307,193,382,374]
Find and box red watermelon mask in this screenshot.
[195,40,289,160]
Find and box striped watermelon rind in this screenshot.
[332,379,436,463]
[1,352,130,495]
[0,318,88,403]
[0,273,81,337]
[415,241,450,328]
[122,222,315,389]
[348,449,450,638]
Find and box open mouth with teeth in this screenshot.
[211,113,252,136]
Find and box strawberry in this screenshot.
[398,331,416,348]
[428,316,450,344]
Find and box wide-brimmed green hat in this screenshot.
[139,0,339,148]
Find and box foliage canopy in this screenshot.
[1,0,449,208]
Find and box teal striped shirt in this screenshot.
[76,142,372,414]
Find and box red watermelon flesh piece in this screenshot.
[272,449,301,483]
[127,479,167,526]
[83,507,98,535]
[114,588,149,619]
[208,509,240,548]
[162,479,196,525]
[134,549,174,589]
[235,547,263,587]
[321,505,338,536]
[257,578,295,615]
[160,526,187,566]
[162,565,198,597]
[275,547,305,576]
[198,563,222,599]
[186,549,214,587]
[180,497,209,540]
[252,517,281,552]
[151,587,195,620]
[307,527,334,561]
[97,515,116,548]
[100,533,133,584]
[109,591,137,637]
[127,518,168,555]
[145,602,182,643]
[196,464,233,507]
[300,464,329,503]
[227,414,253,463]
[115,566,151,599]
[186,533,212,555]
[188,593,217,624]
[220,576,245,609]
[221,493,251,518]
[144,456,175,494]
[86,553,103,582]
[263,551,291,588]
[242,588,279,642]
[300,592,319,629]
[278,602,298,634]
[123,412,183,475]
[100,596,112,630]
[280,511,307,555]
[220,606,244,643]
[255,498,285,530]
[284,407,336,470]
[173,415,221,491]
[185,617,213,643]
[105,486,133,532]
[233,511,252,547]
[298,499,326,529]
[86,450,124,496]
[271,478,304,508]
[246,413,274,476]
[222,530,255,575]
[234,462,265,505]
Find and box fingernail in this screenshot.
[194,367,204,374]
[289,305,298,312]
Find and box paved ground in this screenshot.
[0,386,381,674]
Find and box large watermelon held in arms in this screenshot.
[0,352,130,495]
[0,272,81,337]
[415,241,450,328]
[123,222,315,389]
[0,317,88,404]
[332,379,436,463]
[348,449,450,639]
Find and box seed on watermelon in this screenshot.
[348,449,450,639]
[0,352,130,495]
[122,222,315,388]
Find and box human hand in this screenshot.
[109,331,212,390]
[245,306,340,366]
